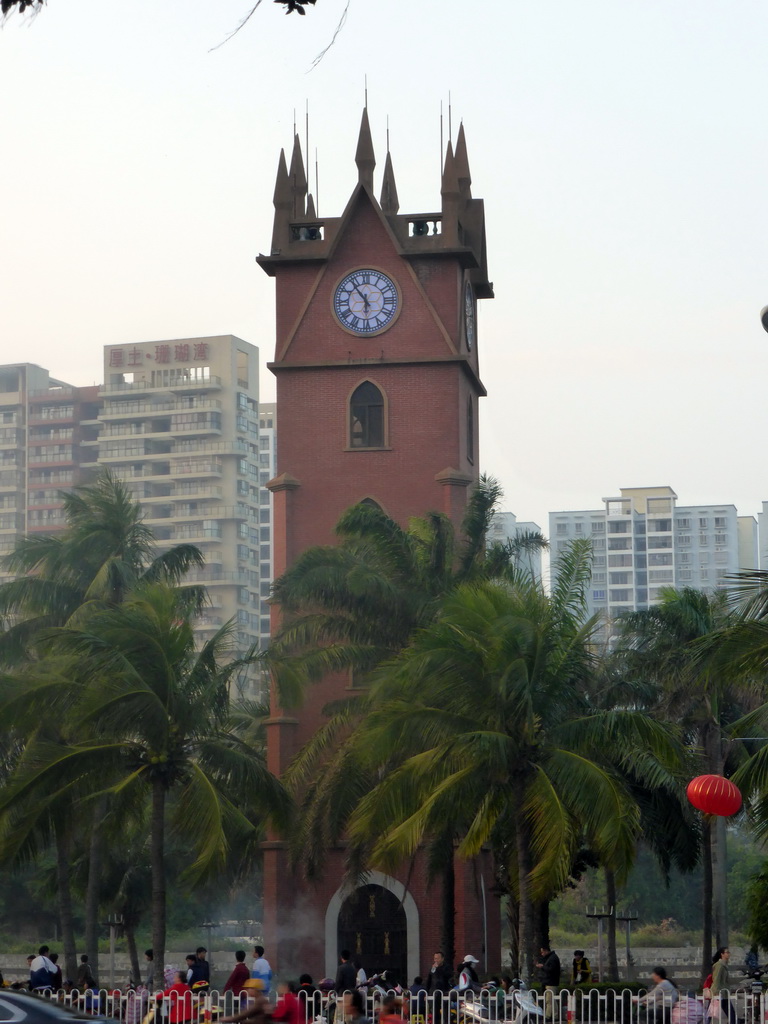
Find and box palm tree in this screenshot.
[0,468,205,663]
[340,542,684,979]
[270,479,546,963]
[0,584,290,971]
[0,469,205,979]
[615,586,748,975]
[269,476,546,705]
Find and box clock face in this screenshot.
[464,281,475,350]
[333,269,400,336]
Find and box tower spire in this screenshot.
[271,148,291,254]
[379,151,399,215]
[454,122,472,199]
[441,141,460,246]
[355,107,376,191]
[288,133,307,219]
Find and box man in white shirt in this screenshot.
[251,946,272,994]
[30,946,56,992]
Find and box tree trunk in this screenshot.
[85,797,107,986]
[533,900,549,955]
[151,778,167,976]
[712,814,729,948]
[441,850,455,970]
[126,925,141,988]
[605,869,619,982]
[516,823,535,984]
[506,894,520,977]
[55,826,78,984]
[701,819,713,982]
[704,723,728,952]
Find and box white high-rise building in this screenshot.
[98,336,264,688]
[550,486,758,635]
[488,510,544,580]
[257,402,277,647]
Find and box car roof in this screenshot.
[0,991,112,1023]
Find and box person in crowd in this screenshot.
[251,946,272,995]
[379,994,405,1024]
[536,946,561,1020]
[222,978,270,1024]
[188,947,210,993]
[636,967,679,1024]
[184,956,197,985]
[711,949,736,1024]
[49,954,63,991]
[157,971,193,1024]
[426,951,452,1024]
[77,955,96,992]
[671,991,704,1024]
[356,963,368,991]
[298,975,321,1018]
[224,951,251,998]
[343,990,371,1024]
[273,980,302,1024]
[572,951,591,986]
[410,976,427,1015]
[24,956,34,990]
[30,946,56,992]
[457,956,481,995]
[144,950,154,992]
[335,950,357,993]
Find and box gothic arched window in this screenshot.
[359,497,382,511]
[350,381,385,449]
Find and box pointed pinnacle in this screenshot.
[288,133,308,194]
[441,141,459,197]
[273,149,291,208]
[355,107,376,190]
[379,151,399,214]
[288,134,307,219]
[454,123,472,195]
[305,193,317,219]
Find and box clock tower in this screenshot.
[258,110,499,979]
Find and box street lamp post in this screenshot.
[585,906,614,982]
[616,910,639,981]
[199,922,219,974]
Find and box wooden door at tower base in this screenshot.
[337,883,407,985]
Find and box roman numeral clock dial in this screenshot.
[333,269,401,337]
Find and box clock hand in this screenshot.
[355,288,370,313]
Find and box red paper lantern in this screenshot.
[686,775,742,817]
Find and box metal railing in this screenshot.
[36,985,767,1024]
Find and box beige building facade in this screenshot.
[99,336,263,688]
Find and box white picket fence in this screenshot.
[40,985,768,1024]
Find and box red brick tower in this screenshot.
[257,110,499,983]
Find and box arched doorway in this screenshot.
[337,883,407,985]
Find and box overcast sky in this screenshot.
[2,0,768,539]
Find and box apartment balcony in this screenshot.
[173,527,223,542]
[171,484,224,500]
[0,471,25,490]
[172,461,223,477]
[100,375,222,395]
[29,387,75,401]
[194,615,224,629]
[97,397,221,417]
[112,466,172,481]
[183,569,252,585]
